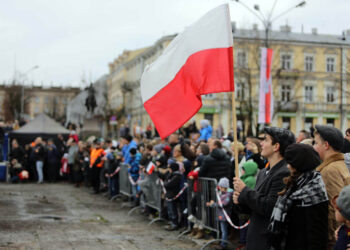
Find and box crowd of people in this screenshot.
[7,120,350,250]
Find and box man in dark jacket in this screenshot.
[46,138,60,182]
[233,127,295,250]
[198,139,230,181]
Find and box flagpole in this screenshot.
[232,89,239,179]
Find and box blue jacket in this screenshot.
[122,140,137,164]
[198,125,212,141]
[128,152,141,180]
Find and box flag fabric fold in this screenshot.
[140,4,234,138]
[258,47,274,124]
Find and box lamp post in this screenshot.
[233,0,306,48]
[19,65,39,117]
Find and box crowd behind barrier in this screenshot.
[4,121,350,250]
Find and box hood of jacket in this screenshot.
[241,161,258,177]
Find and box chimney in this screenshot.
[280,25,291,33]
[252,23,258,31]
[312,28,317,35]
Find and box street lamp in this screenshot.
[233,0,306,47]
[20,65,39,116]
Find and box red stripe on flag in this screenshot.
[144,47,234,138]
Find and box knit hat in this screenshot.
[336,185,350,220]
[218,177,229,188]
[169,163,179,172]
[284,143,321,173]
[163,145,171,155]
[315,125,344,152]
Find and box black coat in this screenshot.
[198,148,231,181]
[238,159,290,250]
[283,201,328,250]
[164,172,182,199]
[9,146,25,165]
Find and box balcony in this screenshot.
[276,101,298,112]
[276,68,300,79]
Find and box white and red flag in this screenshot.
[146,162,155,175]
[140,4,234,138]
[258,48,274,124]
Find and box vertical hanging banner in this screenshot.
[258,48,274,124]
[140,4,234,139]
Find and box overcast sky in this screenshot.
[1,0,349,87]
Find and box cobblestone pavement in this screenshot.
[0,183,199,250]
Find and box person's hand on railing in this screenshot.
[347,243,350,250]
[206,200,215,207]
[188,176,194,180]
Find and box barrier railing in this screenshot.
[116,164,132,201]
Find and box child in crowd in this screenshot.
[128,148,141,206]
[238,161,258,249]
[207,177,233,250]
[333,185,350,250]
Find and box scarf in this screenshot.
[268,171,328,249]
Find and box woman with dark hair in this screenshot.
[268,143,329,250]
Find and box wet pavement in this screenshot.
[0,183,199,250]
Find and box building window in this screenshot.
[326,57,335,72]
[326,118,335,126]
[237,51,247,68]
[203,94,214,99]
[204,113,213,124]
[34,106,39,114]
[305,56,314,72]
[282,117,291,130]
[304,118,313,131]
[35,97,40,104]
[326,86,335,103]
[281,54,292,70]
[304,86,314,103]
[45,97,49,104]
[281,84,291,102]
[235,82,245,100]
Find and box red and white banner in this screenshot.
[146,162,155,175]
[140,4,234,139]
[258,48,274,124]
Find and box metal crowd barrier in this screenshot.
[114,164,132,203]
[179,177,232,249]
[128,172,166,225]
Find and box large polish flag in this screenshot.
[140,4,234,139]
[258,48,274,124]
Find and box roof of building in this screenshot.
[233,28,350,46]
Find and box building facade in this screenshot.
[107,24,350,137]
[0,85,80,122]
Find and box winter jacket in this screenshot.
[198,148,230,181]
[9,146,25,165]
[217,188,234,222]
[187,168,199,192]
[90,148,105,168]
[122,140,137,165]
[237,160,290,250]
[68,145,78,164]
[164,171,182,199]
[283,201,328,250]
[47,144,60,165]
[33,144,45,162]
[334,225,350,250]
[240,161,258,189]
[128,152,141,180]
[316,153,350,248]
[198,125,212,141]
